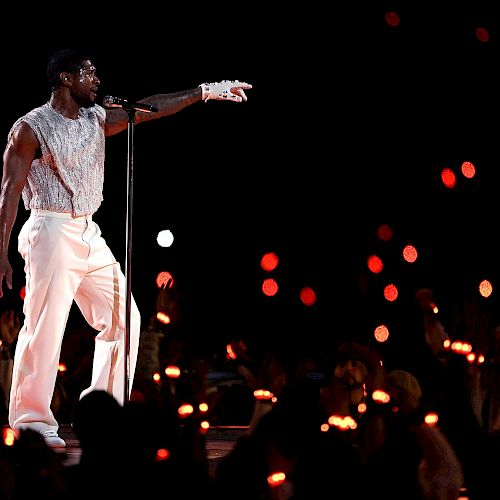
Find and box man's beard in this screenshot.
[82,99,96,108]
[75,94,96,109]
[340,374,363,390]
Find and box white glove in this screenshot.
[199,80,252,102]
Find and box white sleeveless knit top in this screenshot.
[8,102,106,217]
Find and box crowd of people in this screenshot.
[1,296,500,498]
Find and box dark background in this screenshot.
[1,1,500,360]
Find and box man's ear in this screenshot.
[60,72,72,85]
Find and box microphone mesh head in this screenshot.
[102,95,115,107]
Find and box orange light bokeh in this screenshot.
[384,283,399,302]
[261,252,279,272]
[441,167,456,189]
[402,244,418,263]
[262,278,279,297]
[367,254,383,274]
[300,286,317,306]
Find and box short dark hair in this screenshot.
[46,48,92,90]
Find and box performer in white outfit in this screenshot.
[0,48,252,447]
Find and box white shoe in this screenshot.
[40,429,66,448]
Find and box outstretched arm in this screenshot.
[104,88,201,136]
[104,80,253,136]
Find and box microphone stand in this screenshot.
[107,99,157,405]
[123,107,136,405]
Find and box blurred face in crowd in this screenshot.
[334,358,368,405]
[335,358,368,390]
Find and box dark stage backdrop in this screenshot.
[1,2,499,361]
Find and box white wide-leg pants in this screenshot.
[9,210,141,434]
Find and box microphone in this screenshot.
[102,95,158,113]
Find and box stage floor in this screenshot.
[57,423,247,478]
